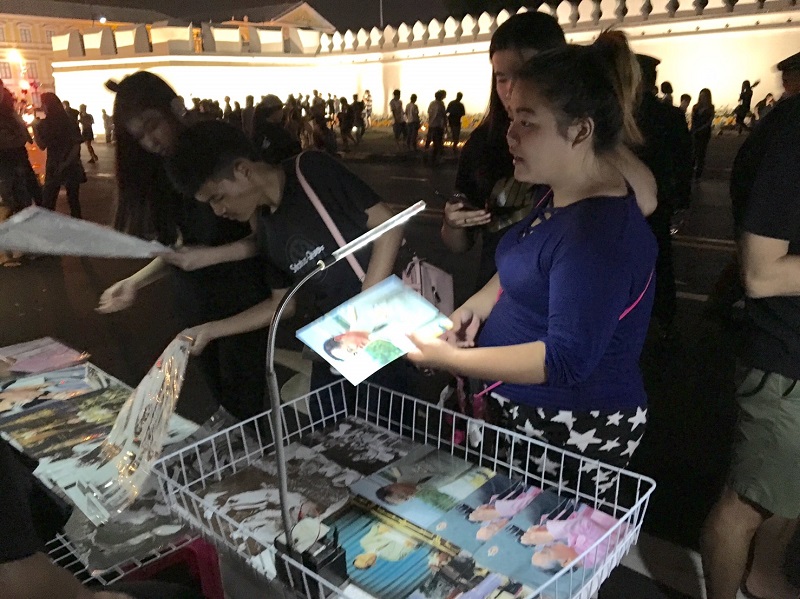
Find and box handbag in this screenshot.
[402,255,454,316]
[295,152,365,281]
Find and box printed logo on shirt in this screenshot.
[287,236,327,275]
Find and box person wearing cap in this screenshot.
[777,50,800,99]
[701,61,800,599]
[633,54,693,342]
[252,94,301,165]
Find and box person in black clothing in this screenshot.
[0,439,202,599]
[778,51,800,99]
[33,92,85,218]
[634,54,693,340]
[164,122,406,415]
[691,88,715,179]
[96,71,273,421]
[79,104,99,163]
[0,86,39,213]
[446,92,466,150]
[62,100,80,124]
[338,97,356,151]
[702,93,800,599]
[351,94,366,143]
[252,94,301,164]
[735,79,759,134]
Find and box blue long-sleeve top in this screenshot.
[477,188,657,412]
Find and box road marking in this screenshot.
[389,176,429,182]
[677,291,710,302]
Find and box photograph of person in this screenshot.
[300,416,416,476]
[433,475,531,551]
[327,504,436,599]
[472,492,581,596]
[519,503,622,569]
[297,275,452,385]
[350,446,489,528]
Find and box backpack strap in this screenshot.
[295,152,365,282]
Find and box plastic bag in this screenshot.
[50,335,191,525]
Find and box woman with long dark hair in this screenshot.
[411,31,657,483]
[96,71,272,420]
[691,88,715,178]
[442,13,656,291]
[33,92,84,218]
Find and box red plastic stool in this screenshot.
[124,538,225,599]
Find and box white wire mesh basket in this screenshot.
[153,380,656,599]
[46,531,196,586]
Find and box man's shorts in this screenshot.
[728,365,800,518]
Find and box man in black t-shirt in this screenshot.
[701,95,800,599]
[163,121,403,358]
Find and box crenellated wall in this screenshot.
[50,1,799,118]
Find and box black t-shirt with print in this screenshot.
[172,197,274,326]
[740,95,800,379]
[0,439,44,564]
[256,151,380,312]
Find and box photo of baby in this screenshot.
[297,276,452,385]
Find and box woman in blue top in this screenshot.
[409,31,658,487]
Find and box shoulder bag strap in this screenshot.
[295,152,366,282]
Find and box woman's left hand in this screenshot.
[406,333,458,371]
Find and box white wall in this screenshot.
[52,18,799,119]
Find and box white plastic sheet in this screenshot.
[47,336,192,525]
[0,206,170,258]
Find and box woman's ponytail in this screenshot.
[592,30,643,147]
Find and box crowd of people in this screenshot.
[0,9,799,599]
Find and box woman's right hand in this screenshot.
[96,279,137,313]
[443,199,492,230]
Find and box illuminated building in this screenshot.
[45,0,799,120]
[0,0,334,105]
[0,0,173,101]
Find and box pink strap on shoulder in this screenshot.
[295,153,366,282]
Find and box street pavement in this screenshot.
[0,128,776,599]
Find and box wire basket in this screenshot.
[46,531,196,586]
[153,380,656,599]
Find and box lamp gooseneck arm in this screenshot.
[265,261,325,549]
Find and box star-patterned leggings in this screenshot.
[491,396,647,497]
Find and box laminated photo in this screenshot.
[300,416,416,475]
[0,337,88,379]
[350,446,494,528]
[297,275,452,385]
[431,476,540,553]
[0,364,112,419]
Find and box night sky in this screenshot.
[90,0,452,32]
